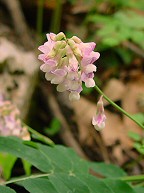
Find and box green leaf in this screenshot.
[116,48,133,65]
[45,118,61,136]
[0,153,17,180]
[38,143,89,174]
[0,136,137,193]
[22,178,58,193]
[79,175,113,193]
[97,24,130,47]
[48,174,71,192]
[134,186,144,193]
[86,14,109,23]
[0,186,16,193]
[128,131,141,142]
[49,174,91,193]
[6,174,137,193]
[131,113,144,125]
[101,37,121,47]
[89,162,127,178]
[76,175,135,193]
[115,11,144,29]
[134,142,144,155]
[103,179,136,193]
[0,136,53,173]
[130,31,144,49]
[22,159,32,176]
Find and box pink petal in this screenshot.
[82,51,100,65]
[67,71,79,80]
[85,78,95,87]
[51,76,64,84]
[79,42,96,55]
[45,72,54,81]
[46,33,56,42]
[38,54,45,61]
[57,83,67,92]
[38,45,49,53]
[69,92,80,101]
[92,96,106,131]
[89,51,100,63]
[85,64,97,73]
[67,80,80,90]
[40,63,55,72]
[53,69,67,76]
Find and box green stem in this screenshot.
[36,0,44,43]
[121,174,144,182]
[24,124,54,146]
[2,172,144,185]
[50,0,62,33]
[1,173,51,185]
[94,84,144,129]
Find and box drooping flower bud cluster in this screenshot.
[38,32,100,101]
[92,96,106,131]
[0,95,30,140]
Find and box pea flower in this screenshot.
[92,96,106,131]
[38,32,100,101]
[0,95,30,140]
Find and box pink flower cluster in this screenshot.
[38,32,100,101]
[92,96,106,131]
[0,95,30,140]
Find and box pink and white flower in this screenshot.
[0,96,30,140]
[38,32,100,101]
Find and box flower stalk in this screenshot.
[94,84,144,129]
[25,124,54,146]
[2,172,144,186]
[121,174,144,182]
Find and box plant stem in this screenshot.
[24,124,54,146]
[36,0,44,43]
[94,84,144,129]
[50,0,62,33]
[3,172,144,185]
[2,173,51,185]
[121,174,144,182]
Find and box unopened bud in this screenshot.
[48,49,56,58]
[54,41,66,50]
[92,96,106,131]
[71,36,82,43]
[56,48,67,61]
[68,39,82,58]
[73,47,82,58]
[68,39,77,50]
[54,32,66,41]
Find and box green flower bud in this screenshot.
[54,41,66,51]
[54,32,66,41]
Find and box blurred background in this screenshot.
[0,0,144,183]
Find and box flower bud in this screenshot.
[54,41,66,50]
[54,32,66,41]
[68,39,82,58]
[48,49,56,58]
[92,96,106,131]
[69,92,80,101]
[71,36,82,43]
[68,39,77,50]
